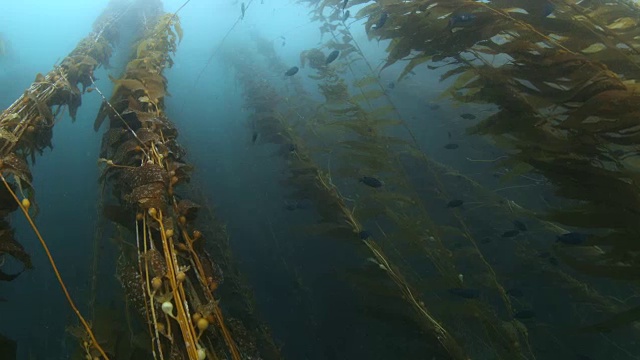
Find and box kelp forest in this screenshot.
[2,0,640,359]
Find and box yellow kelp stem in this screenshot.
[94,9,249,359]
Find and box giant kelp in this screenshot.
[301,0,640,350]
[93,9,275,360]
[0,2,137,358]
[223,47,471,359]
[0,0,129,286]
[273,16,544,360]
[238,34,566,357]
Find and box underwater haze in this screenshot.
[2,0,640,359]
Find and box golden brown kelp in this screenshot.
[303,55,537,359]
[301,0,640,334]
[261,3,635,358]
[94,11,264,360]
[0,2,135,359]
[310,1,638,344]
[0,0,128,285]
[223,47,471,360]
[261,6,544,356]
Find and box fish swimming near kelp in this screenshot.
[448,13,477,30]
[285,66,299,76]
[373,12,388,30]
[359,176,383,188]
[342,10,350,22]
[325,50,340,65]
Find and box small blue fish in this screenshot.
[543,2,555,17]
[557,232,589,245]
[325,50,340,65]
[448,13,477,29]
[444,143,459,150]
[285,66,299,76]
[359,176,383,188]
[448,288,480,299]
[373,12,388,30]
[358,230,371,239]
[447,199,463,208]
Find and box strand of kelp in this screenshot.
[255,12,636,357]
[302,62,535,358]
[290,7,602,357]
[0,0,127,283]
[92,12,249,360]
[269,14,540,359]
[308,0,640,329]
[298,0,640,354]
[0,1,136,358]
[375,0,640,350]
[249,33,538,358]
[222,47,469,360]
